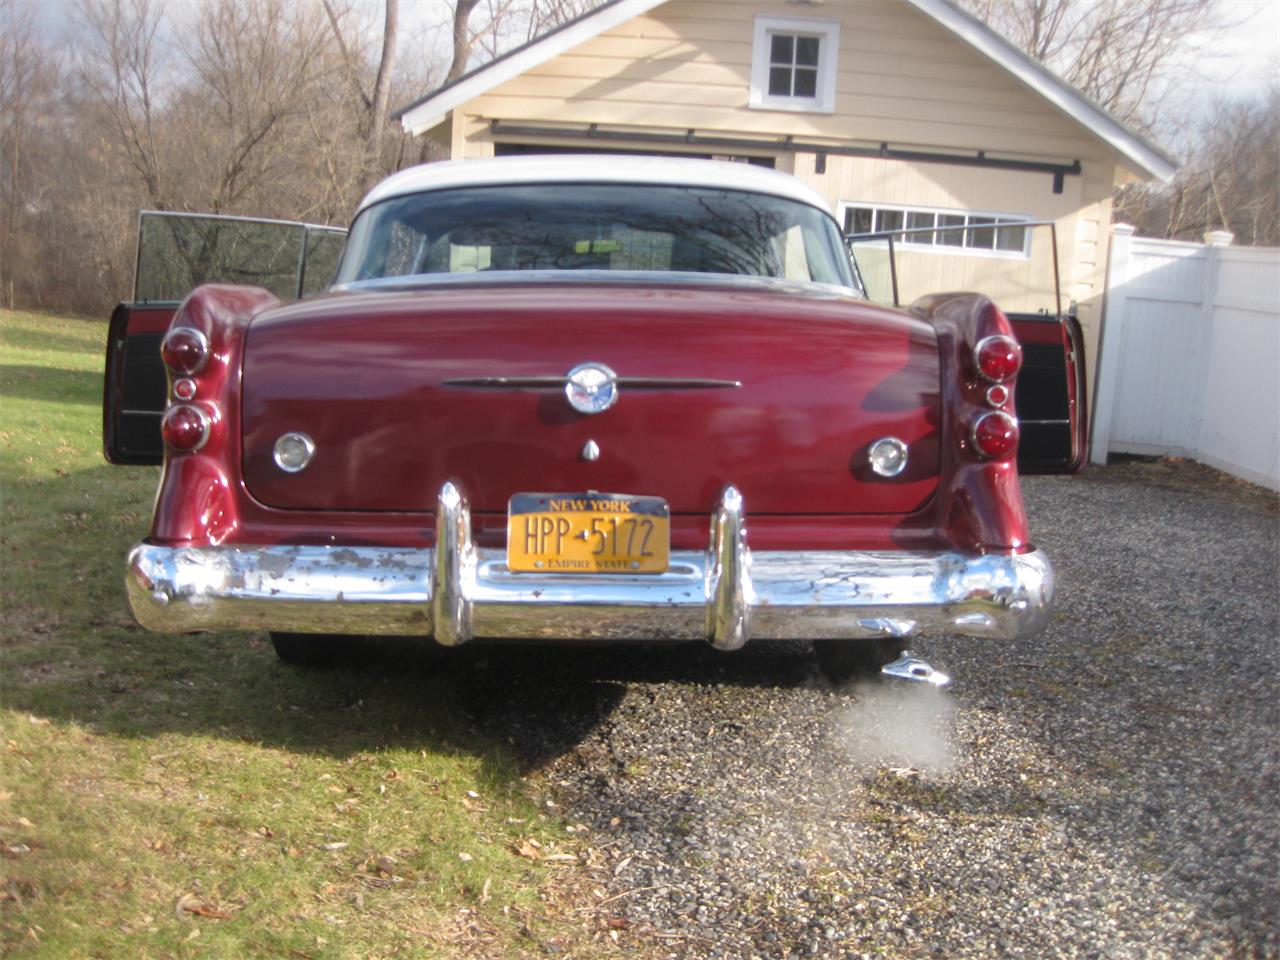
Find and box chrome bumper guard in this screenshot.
[126,483,1053,646]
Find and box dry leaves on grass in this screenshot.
[176,893,233,920]
[354,854,407,887]
[514,838,577,863]
[516,839,542,860]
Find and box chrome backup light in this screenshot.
[985,384,1009,408]
[564,362,619,415]
[868,437,909,477]
[173,377,197,401]
[273,432,315,473]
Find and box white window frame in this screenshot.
[749,15,840,114]
[838,200,1034,260]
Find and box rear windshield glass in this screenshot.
[334,184,853,287]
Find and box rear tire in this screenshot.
[269,632,360,667]
[813,638,907,686]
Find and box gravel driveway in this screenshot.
[459,459,1278,958]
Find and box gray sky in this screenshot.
[1192,0,1279,95]
[27,0,1279,108]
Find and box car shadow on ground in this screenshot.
[6,612,833,778]
[0,363,104,405]
[286,635,827,772]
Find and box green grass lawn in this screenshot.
[0,310,598,958]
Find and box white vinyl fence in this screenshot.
[1091,225,1280,491]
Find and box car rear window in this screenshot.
[334,183,853,287]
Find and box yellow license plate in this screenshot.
[507,493,670,574]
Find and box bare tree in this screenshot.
[5,0,620,313]
[966,1,1276,245]
[320,0,398,146]
[369,0,399,148]
[73,0,170,203]
[1117,86,1280,245]
[959,0,1221,129]
[448,0,482,83]
[179,0,344,213]
[465,0,600,64]
[0,0,60,306]
[52,0,368,308]
[521,0,599,41]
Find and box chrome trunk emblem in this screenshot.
[580,439,601,461]
[564,362,618,415]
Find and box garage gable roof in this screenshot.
[394,0,667,135]
[394,0,1176,182]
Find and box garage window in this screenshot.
[841,202,1032,257]
[750,16,839,113]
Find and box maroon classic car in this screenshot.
[104,156,1053,685]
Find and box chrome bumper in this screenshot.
[126,483,1053,647]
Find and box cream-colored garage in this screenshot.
[395,0,1176,402]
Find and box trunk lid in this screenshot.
[240,280,941,515]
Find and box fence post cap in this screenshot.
[1112,223,1137,236]
[1203,230,1234,247]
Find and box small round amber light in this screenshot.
[868,437,909,477]
[273,432,315,473]
[972,411,1019,459]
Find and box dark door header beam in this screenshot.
[488,120,1082,194]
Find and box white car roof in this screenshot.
[356,155,834,218]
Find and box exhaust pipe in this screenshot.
[881,651,951,688]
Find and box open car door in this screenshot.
[848,221,1087,473]
[103,212,346,465]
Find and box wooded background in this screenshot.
[1,0,1275,314]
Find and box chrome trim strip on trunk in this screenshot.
[442,376,742,390]
[442,376,568,388]
[126,483,1054,644]
[618,377,742,390]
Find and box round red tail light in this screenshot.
[161,403,211,451]
[975,335,1021,382]
[161,327,210,376]
[972,411,1019,459]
